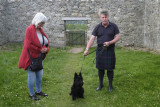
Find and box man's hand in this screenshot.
[103,41,110,47]
[83,50,88,56]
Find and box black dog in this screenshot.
[70,72,84,100]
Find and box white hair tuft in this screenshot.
[32,12,47,28]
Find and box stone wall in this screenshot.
[87,0,145,47]
[144,0,160,50]
[0,0,7,45]
[0,0,160,51]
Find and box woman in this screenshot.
[18,12,49,101]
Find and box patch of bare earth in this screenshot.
[68,47,84,54]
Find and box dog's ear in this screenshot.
[74,72,78,77]
[79,72,82,77]
[74,73,78,81]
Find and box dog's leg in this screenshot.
[72,95,76,100]
[82,88,84,98]
[79,94,84,98]
[78,88,84,98]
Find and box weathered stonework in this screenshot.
[144,0,160,50]
[0,0,160,51]
[0,0,7,45]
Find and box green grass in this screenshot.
[0,44,160,107]
[66,24,87,31]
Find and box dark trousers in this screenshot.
[98,69,114,86]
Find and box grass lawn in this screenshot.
[65,24,87,31]
[0,43,160,107]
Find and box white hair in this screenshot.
[32,12,47,28]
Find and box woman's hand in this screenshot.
[84,50,88,56]
[41,48,47,53]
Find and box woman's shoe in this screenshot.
[29,94,40,101]
[35,91,48,96]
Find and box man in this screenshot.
[84,10,120,92]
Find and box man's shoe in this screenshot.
[35,91,48,96]
[29,94,40,101]
[96,85,103,91]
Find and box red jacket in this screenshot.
[18,24,49,70]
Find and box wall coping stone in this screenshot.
[62,17,91,21]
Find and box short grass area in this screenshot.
[0,43,160,107]
[65,24,87,31]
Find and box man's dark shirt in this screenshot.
[92,21,120,48]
